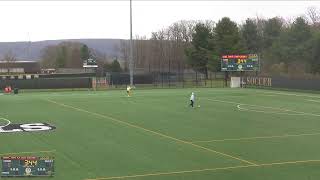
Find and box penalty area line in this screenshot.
[85,159,320,180]
[236,104,305,116]
[190,132,320,143]
[85,165,256,180]
[206,98,320,117]
[236,104,320,117]
[261,91,320,99]
[45,98,257,166]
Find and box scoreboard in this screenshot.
[83,58,98,68]
[221,54,260,71]
[1,156,54,177]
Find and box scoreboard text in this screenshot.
[221,54,260,71]
[1,156,54,177]
[83,58,98,68]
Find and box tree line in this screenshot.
[40,41,122,73]
[39,7,320,78]
[118,7,320,78]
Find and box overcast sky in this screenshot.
[0,1,319,42]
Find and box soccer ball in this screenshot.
[198,105,201,108]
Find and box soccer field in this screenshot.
[1,88,320,180]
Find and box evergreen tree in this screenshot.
[215,17,246,55]
[311,33,320,73]
[263,17,283,49]
[105,58,122,72]
[80,44,91,61]
[242,18,261,53]
[185,23,214,77]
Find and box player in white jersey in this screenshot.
[190,92,195,108]
[126,86,132,97]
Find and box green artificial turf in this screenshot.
[1,88,320,180]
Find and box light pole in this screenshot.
[27,32,31,60]
[129,0,134,86]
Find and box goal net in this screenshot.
[230,77,241,88]
[92,77,108,90]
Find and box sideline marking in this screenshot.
[0,150,56,156]
[190,132,320,143]
[85,159,320,180]
[45,99,257,166]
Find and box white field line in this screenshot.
[306,99,320,103]
[0,117,11,128]
[0,150,56,156]
[259,94,277,97]
[207,98,320,117]
[45,99,257,166]
[85,159,320,180]
[261,91,320,99]
[236,104,307,116]
[191,132,320,143]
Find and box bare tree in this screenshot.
[2,51,17,74]
[307,6,320,25]
[40,45,58,68]
[119,40,130,71]
[148,20,202,74]
[40,41,92,69]
[115,20,206,76]
[255,15,266,38]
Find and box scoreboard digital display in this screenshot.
[221,54,260,71]
[1,156,54,177]
[83,58,98,68]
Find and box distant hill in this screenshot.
[0,39,123,61]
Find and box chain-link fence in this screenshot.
[0,77,92,89]
[0,71,227,90]
[107,72,227,89]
